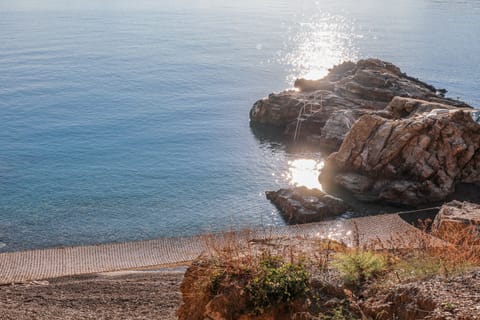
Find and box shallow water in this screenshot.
[0,0,479,251]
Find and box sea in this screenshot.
[0,0,479,251]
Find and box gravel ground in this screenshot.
[414,269,480,319]
[0,267,186,320]
[362,268,480,319]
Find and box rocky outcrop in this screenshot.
[252,58,480,207]
[320,98,480,205]
[432,201,480,242]
[177,238,326,320]
[266,187,348,223]
[250,59,471,151]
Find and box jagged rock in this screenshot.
[266,187,348,223]
[432,201,480,241]
[250,58,471,151]
[320,99,480,206]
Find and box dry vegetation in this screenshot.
[178,222,480,320]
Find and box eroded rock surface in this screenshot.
[177,238,326,320]
[266,187,348,223]
[250,59,471,151]
[320,99,480,205]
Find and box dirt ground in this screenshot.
[0,266,186,320]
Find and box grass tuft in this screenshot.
[332,250,387,286]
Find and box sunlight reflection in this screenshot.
[286,159,324,190]
[280,13,361,82]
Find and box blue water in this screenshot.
[1,0,479,251]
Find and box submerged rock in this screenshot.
[320,99,480,206]
[266,187,348,223]
[250,58,471,151]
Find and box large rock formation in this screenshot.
[250,59,470,151]
[253,58,480,208]
[320,98,480,205]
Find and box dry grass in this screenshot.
[199,220,480,286]
[200,227,336,271]
[180,219,480,319]
[364,219,480,282]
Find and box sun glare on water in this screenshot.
[279,13,361,83]
[286,159,324,190]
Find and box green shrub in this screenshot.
[208,268,225,295]
[246,253,309,314]
[332,251,387,285]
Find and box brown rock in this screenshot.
[320,101,480,205]
[178,238,322,320]
[432,201,480,242]
[177,259,215,320]
[266,187,349,224]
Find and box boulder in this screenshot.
[320,100,480,206]
[266,187,349,223]
[432,201,480,242]
[250,59,471,151]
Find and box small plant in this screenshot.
[442,301,456,312]
[332,250,387,285]
[246,252,310,314]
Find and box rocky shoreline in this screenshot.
[251,58,480,221]
[173,61,480,319]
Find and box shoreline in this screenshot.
[0,213,427,284]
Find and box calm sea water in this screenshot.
[0,0,479,251]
